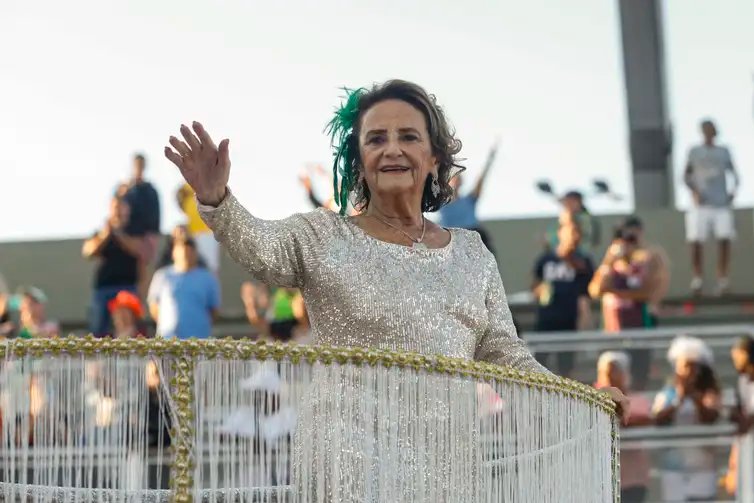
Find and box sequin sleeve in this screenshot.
[198,189,329,288]
[475,256,551,374]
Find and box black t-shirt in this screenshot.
[94,233,139,288]
[124,181,161,236]
[533,251,594,329]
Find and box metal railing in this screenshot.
[523,324,754,353]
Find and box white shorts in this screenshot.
[685,206,735,242]
[194,232,220,272]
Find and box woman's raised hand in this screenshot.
[165,122,230,206]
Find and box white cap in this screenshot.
[597,351,631,374]
[667,336,713,366]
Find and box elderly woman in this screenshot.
[165,79,624,499]
[595,352,652,503]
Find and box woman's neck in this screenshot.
[366,195,423,227]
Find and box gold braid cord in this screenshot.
[3,336,616,416]
[169,356,194,503]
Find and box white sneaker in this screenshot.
[690,277,703,295]
[715,277,730,297]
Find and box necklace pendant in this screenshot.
[412,242,428,250]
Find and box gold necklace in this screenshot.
[371,214,428,250]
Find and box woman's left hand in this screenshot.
[602,386,630,425]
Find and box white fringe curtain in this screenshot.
[0,339,617,503]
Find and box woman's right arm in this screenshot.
[165,122,324,287]
[198,191,324,287]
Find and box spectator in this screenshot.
[621,216,670,327]
[177,183,220,272]
[0,272,12,338]
[123,153,162,296]
[156,225,209,271]
[589,228,660,389]
[724,336,754,497]
[547,190,600,256]
[115,182,130,198]
[241,281,271,336]
[241,282,309,343]
[299,167,330,210]
[16,286,59,339]
[439,140,499,255]
[731,336,754,430]
[594,351,652,503]
[299,164,357,215]
[684,119,740,296]
[148,237,220,339]
[157,225,190,269]
[0,270,8,297]
[82,196,140,337]
[531,222,594,377]
[653,336,721,502]
[108,290,147,338]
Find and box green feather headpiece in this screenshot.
[325,87,366,215]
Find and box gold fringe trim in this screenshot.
[3,335,619,502]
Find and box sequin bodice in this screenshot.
[199,191,548,373]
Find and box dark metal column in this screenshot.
[618,0,674,208]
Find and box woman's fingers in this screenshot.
[164,146,184,169]
[169,136,191,157]
[180,124,202,151]
[192,121,217,151]
[218,138,230,166]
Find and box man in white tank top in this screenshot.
[683,119,740,296]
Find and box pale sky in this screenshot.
[1,0,752,241]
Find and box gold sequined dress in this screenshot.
[199,190,549,501]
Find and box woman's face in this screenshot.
[358,99,437,205]
[732,347,749,373]
[172,225,189,241]
[675,357,699,384]
[20,296,44,323]
[112,307,136,333]
[598,362,627,390]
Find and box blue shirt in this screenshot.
[148,265,220,339]
[439,195,478,229]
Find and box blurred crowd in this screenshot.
[0,118,745,501]
[594,334,754,502]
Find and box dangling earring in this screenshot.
[430,174,441,198]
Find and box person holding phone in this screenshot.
[589,227,660,389]
[652,336,721,501]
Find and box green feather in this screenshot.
[325,87,366,215]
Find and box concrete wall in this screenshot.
[1,208,752,322]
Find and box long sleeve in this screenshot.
[198,189,328,288]
[474,256,551,374]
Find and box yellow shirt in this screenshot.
[178,183,211,235]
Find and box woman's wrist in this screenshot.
[197,187,228,207]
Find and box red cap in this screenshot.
[107,291,144,319]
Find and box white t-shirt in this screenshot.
[686,145,736,207]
